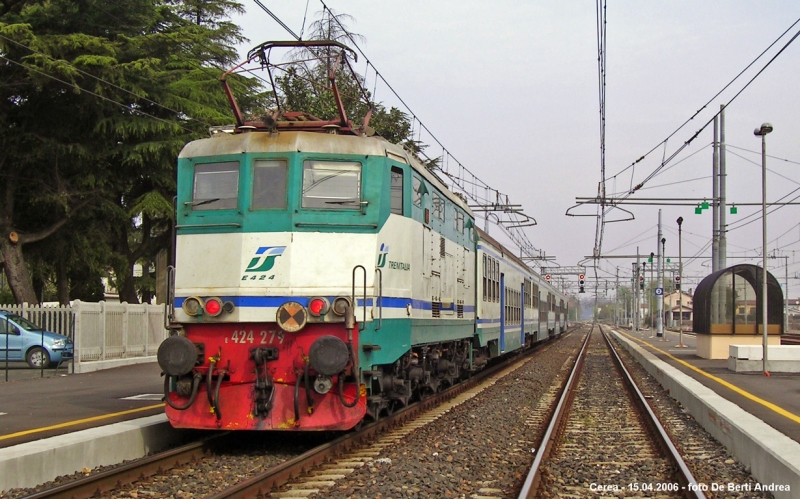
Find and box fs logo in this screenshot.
[377,243,389,268]
[245,246,286,273]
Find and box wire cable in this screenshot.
[0,33,215,130]
[0,54,198,135]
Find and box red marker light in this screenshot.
[205,298,222,316]
[308,297,328,316]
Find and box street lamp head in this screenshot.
[754,123,774,136]
[661,237,666,245]
[677,216,683,226]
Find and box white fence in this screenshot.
[1,301,168,373]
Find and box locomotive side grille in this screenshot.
[439,236,445,257]
[432,300,441,318]
[457,304,464,318]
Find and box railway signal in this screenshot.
[674,275,681,290]
[639,275,644,290]
[578,274,585,293]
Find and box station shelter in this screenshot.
[692,264,783,359]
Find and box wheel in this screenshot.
[26,347,51,369]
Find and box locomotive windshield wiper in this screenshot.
[184,198,220,207]
[325,200,368,205]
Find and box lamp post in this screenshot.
[677,216,687,347]
[754,122,773,376]
[658,237,666,341]
[649,253,655,331]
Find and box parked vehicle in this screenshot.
[0,311,74,368]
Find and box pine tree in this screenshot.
[0,0,269,304]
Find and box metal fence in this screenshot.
[1,300,168,376]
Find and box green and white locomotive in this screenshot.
[157,41,567,431]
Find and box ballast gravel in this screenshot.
[0,327,779,498]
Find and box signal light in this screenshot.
[639,275,644,290]
[308,297,329,317]
[204,297,223,317]
[332,297,351,316]
[675,275,681,290]
[182,296,204,317]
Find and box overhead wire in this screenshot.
[608,16,800,185]
[252,0,301,40]
[304,0,545,258]
[0,54,198,135]
[0,33,215,131]
[726,144,800,167]
[593,0,608,279]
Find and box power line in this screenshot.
[608,16,800,185]
[0,33,214,131]
[0,54,197,135]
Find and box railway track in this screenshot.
[782,333,800,345]
[518,324,705,499]
[202,329,575,499]
[15,327,578,499]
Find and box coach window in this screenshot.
[302,160,361,209]
[482,255,488,301]
[192,161,239,210]
[390,167,404,215]
[252,160,287,209]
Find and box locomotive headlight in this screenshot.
[204,297,224,317]
[331,297,351,316]
[182,296,204,317]
[308,297,329,317]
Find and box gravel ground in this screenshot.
[297,331,585,498]
[538,331,678,498]
[294,326,775,499]
[0,432,321,499]
[1,325,778,499]
[611,332,774,499]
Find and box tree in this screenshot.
[0,0,269,304]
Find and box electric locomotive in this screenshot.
[157,40,567,431]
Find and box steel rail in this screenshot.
[205,325,581,499]
[517,325,592,499]
[781,333,800,345]
[21,325,578,499]
[600,325,706,499]
[518,324,707,499]
[19,435,228,499]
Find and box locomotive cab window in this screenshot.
[390,166,404,215]
[302,160,361,209]
[192,161,239,210]
[252,159,287,209]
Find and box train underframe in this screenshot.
[158,321,542,431]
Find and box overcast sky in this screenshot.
[233,1,800,299]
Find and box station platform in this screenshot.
[0,362,166,449]
[611,327,800,498]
